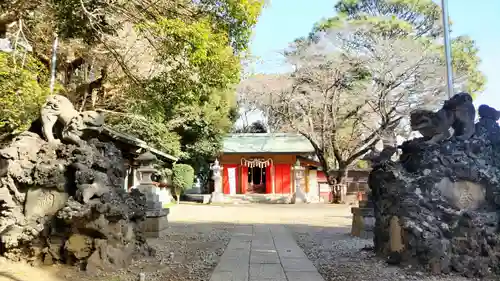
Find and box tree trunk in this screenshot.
[175,187,181,204]
[315,151,337,203]
[334,164,349,204]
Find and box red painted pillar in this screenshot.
[222,166,229,194]
[281,164,292,194]
[265,165,272,194]
[241,165,248,194]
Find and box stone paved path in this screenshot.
[210,224,325,281]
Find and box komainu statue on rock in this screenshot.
[0,94,150,272]
[41,94,105,146]
[369,92,500,278]
[410,92,475,144]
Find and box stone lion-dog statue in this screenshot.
[40,94,105,146]
[410,92,475,144]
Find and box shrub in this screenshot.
[171,163,194,204]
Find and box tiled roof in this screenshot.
[222,133,315,154]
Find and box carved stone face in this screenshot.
[44,95,59,108]
[44,94,72,110]
[444,92,473,109]
[410,109,435,130]
[478,104,500,120]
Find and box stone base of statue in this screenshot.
[210,173,224,203]
[210,191,225,203]
[137,182,170,238]
[307,195,321,203]
[294,193,308,204]
[350,206,374,239]
[142,208,169,238]
[294,185,308,203]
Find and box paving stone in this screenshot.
[216,255,250,272]
[223,247,250,256]
[250,250,280,264]
[269,225,288,233]
[274,241,301,250]
[211,223,324,281]
[235,225,254,234]
[210,270,248,281]
[226,240,251,251]
[250,277,286,281]
[254,225,272,231]
[251,242,275,251]
[252,236,274,242]
[285,271,325,281]
[249,264,286,280]
[276,246,307,259]
[281,257,318,271]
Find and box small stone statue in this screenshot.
[364,146,399,167]
[475,104,500,143]
[410,92,475,144]
[210,159,224,201]
[40,94,105,146]
[478,104,500,120]
[211,159,221,180]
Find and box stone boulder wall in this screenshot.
[0,131,150,272]
[369,120,500,278]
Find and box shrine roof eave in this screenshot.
[221,151,314,155]
[296,155,322,167]
[101,126,178,163]
[222,133,315,154]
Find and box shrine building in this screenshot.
[219,133,328,202]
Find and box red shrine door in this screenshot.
[274,164,291,194]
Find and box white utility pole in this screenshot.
[441,0,453,98]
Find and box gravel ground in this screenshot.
[51,221,233,281]
[289,224,495,281]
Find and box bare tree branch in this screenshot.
[238,25,469,192]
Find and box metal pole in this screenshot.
[49,33,59,94]
[441,0,453,98]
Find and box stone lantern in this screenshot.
[136,151,157,185]
[135,151,169,237]
[293,159,307,203]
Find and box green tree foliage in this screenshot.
[312,0,485,94]
[0,52,50,142]
[317,0,442,37]
[171,163,195,204]
[114,16,242,168]
[196,0,266,53]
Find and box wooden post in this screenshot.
[305,168,309,194]
[271,164,275,194]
